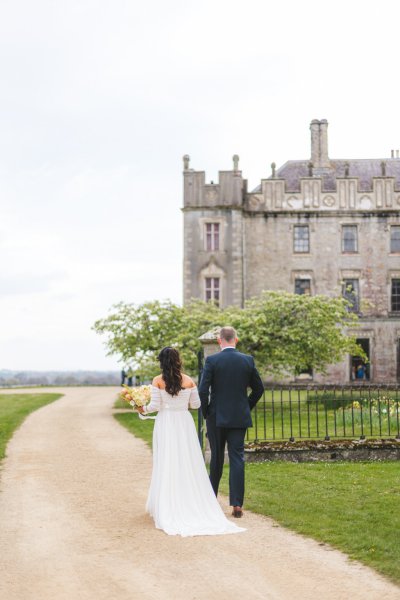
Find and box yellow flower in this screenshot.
[120,384,151,409]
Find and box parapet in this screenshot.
[182,154,247,209]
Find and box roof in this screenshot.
[252,159,400,193]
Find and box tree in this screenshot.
[93,299,222,377]
[93,292,365,379]
[225,291,365,375]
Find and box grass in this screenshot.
[114,394,156,446]
[219,461,400,584]
[114,412,155,447]
[0,393,63,461]
[115,401,400,585]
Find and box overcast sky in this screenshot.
[0,0,399,370]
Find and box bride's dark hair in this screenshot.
[157,347,183,396]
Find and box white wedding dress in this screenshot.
[145,385,245,537]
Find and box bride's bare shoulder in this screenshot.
[152,375,165,389]
[182,373,196,388]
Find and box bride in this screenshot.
[139,347,245,537]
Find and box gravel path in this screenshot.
[0,387,398,600]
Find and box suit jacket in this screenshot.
[198,348,264,428]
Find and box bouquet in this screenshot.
[119,384,151,412]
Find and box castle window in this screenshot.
[295,278,311,295]
[342,279,359,313]
[341,225,358,253]
[205,277,220,304]
[390,226,400,253]
[293,225,309,253]
[391,279,400,312]
[205,223,220,251]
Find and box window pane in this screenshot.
[342,279,359,312]
[295,279,311,295]
[342,225,358,252]
[392,279,400,311]
[205,223,220,251]
[294,226,309,253]
[214,224,220,251]
[206,223,212,250]
[205,277,220,304]
[391,226,400,252]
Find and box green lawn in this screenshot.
[219,461,400,584]
[114,411,155,446]
[115,401,400,585]
[0,393,63,461]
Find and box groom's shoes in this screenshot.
[232,506,243,518]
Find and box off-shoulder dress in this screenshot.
[143,385,245,537]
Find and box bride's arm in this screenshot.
[188,386,201,409]
[142,384,162,414]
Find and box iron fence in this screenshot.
[197,383,400,447]
[245,384,400,443]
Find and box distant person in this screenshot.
[356,364,365,380]
[121,368,127,386]
[126,367,134,387]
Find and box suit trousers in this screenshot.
[206,415,247,507]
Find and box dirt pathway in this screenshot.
[0,387,398,600]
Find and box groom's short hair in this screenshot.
[219,326,237,342]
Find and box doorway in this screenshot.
[351,338,370,381]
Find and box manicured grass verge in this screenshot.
[114,393,156,447]
[219,462,400,584]
[114,397,131,409]
[114,412,154,447]
[0,393,63,461]
[115,406,400,585]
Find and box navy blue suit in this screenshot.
[198,348,264,506]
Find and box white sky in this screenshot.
[1,0,399,370]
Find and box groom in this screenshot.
[198,326,264,518]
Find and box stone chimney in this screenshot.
[310,119,330,168]
[310,119,320,166]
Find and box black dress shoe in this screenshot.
[232,506,243,518]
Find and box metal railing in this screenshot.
[246,385,400,443]
[197,383,400,448]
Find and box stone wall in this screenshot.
[242,212,400,383]
[182,208,244,306]
[243,211,400,312]
[244,439,400,462]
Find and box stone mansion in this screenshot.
[182,120,400,383]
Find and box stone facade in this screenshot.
[182,122,400,383]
